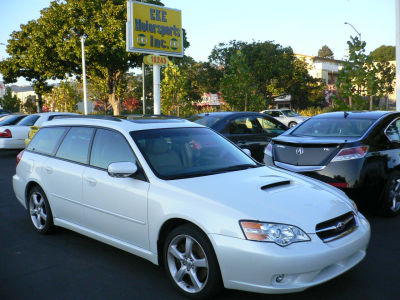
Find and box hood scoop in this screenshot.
[261,180,291,191]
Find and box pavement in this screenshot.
[0,149,399,300]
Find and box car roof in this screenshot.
[312,111,395,120]
[34,112,79,117]
[41,116,202,132]
[197,111,267,117]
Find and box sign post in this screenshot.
[126,1,183,114]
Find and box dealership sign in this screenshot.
[126,1,183,57]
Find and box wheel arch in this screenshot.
[24,180,43,208]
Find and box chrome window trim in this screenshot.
[274,161,326,172]
[384,117,400,142]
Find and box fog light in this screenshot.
[275,274,285,283]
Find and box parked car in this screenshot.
[0,112,77,149]
[0,114,27,127]
[264,111,400,216]
[190,112,288,162]
[13,115,370,298]
[261,109,309,128]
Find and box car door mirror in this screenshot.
[107,161,138,178]
[242,148,251,156]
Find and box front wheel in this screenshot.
[163,224,222,299]
[379,171,400,217]
[288,121,297,128]
[28,186,55,234]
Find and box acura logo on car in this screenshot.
[335,222,345,232]
[296,147,304,155]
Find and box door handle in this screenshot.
[44,166,53,174]
[85,177,97,186]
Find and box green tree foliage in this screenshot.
[1,87,20,112]
[44,81,81,112]
[318,45,334,59]
[336,37,395,110]
[209,40,322,110]
[161,61,190,116]
[370,45,395,62]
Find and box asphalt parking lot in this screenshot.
[1,149,399,300]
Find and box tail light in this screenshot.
[264,143,273,157]
[331,146,368,162]
[0,129,12,138]
[16,150,25,167]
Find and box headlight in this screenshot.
[240,221,310,246]
[350,200,358,212]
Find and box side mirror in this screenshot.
[108,161,138,178]
[242,148,251,156]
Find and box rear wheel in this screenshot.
[28,186,55,234]
[288,121,297,128]
[163,224,222,299]
[380,171,400,217]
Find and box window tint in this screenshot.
[227,116,263,134]
[292,118,375,137]
[385,119,400,142]
[90,129,135,169]
[27,127,68,155]
[17,115,40,126]
[56,127,94,164]
[257,117,287,134]
[192,116,223,128]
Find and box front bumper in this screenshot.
[208,213,370,294]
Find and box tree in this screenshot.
[336,36,395,110]
[44,81,81,112]
[1,87,20,112]
[370,45,395,62]
[318,45,334,59]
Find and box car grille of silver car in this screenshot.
[315,212,357,243]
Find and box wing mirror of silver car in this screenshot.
[107,161,138,178]
[242,148,251,156]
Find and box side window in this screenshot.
[17,115,40,126]
[90,129,136,169]
[385,119,400,142]
[27,127,68,155]
[227,117,262,134]
[56,127,94,164]
[257,117,286,133]
[270,111,280,118]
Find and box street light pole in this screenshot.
[344,22,361,41]
[80,35,88,115]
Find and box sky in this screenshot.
[0,0,396,84]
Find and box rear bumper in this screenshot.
[209,213,370,294]
[264,155,364,189]
[0,138,25,149]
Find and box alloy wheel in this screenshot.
[29,191,47,230]
[389,178,400,213]
[167,234,209,293]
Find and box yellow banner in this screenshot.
[127,1,183,57]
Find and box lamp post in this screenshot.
[344,22,361,41]
[71,29,88,115]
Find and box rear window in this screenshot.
[0,115,25,126]
[27,127,69,155]
[292,118,375,137]
[192,116,223,128]
[17,115,40,126]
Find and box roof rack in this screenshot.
[50,115,123,122]
[124,114,181,120]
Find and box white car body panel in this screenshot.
[12,117,371,295]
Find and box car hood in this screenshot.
[167,166,354,233]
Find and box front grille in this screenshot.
[316,212,357,242]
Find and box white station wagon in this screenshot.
[13,116,370,298]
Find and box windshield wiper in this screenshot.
[166,164,258,180]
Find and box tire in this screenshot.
[163,224,222,299]
[379,171,400,217]
[288,121,297,128]
[28,186,55,234]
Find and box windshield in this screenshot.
[291,118,375,137]
[130,127,258,179]
[282,110,301,117]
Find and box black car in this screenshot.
[191,112,288,162]
[264,111,400,216]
